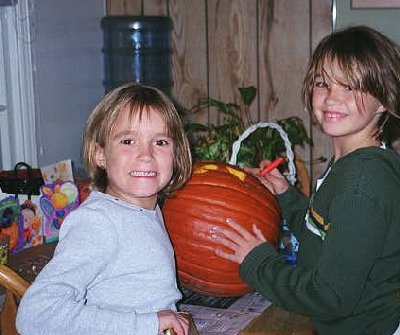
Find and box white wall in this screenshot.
[32,0,105,173]
[334,0,400,46]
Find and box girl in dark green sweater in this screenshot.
[214,26,400,335]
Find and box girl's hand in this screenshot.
[244,159,289,195]
[157,310,189,335]
[214,218,267,264]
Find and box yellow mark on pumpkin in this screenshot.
[193,164,219,174]
[226,166,246,182]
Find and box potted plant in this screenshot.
[184,86,312,194]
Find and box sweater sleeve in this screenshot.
[239,193,386,318]
[16,208,159,335]
[276,185,309,237]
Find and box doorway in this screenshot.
[0,1,36,171]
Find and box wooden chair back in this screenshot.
[0,264,29,335]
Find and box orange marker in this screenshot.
[260,157,285,176]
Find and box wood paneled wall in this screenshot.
[105,0,333,187]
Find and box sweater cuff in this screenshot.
[136,312,158,335]
[239,242,279,283]
[276,185,299,208]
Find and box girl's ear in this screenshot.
[377,104,386,114]
[94,143,106,169]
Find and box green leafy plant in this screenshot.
[185,86,312,168]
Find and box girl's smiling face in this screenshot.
[95,106,174,209]
[312,59,385,153]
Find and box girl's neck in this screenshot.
[105,187,157,210]
[333,137,381,161]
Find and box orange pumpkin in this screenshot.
[162,161,281,297]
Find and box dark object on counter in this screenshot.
[0,162,44,196]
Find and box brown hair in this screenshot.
[303,25,400,137]
[82,83,192,196]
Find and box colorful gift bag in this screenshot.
[40,159,74,184]
[40,180,80,243]
[0,162,46,253]
[0,194,45,252]
[20,198,45,248]
[0,196,24,254]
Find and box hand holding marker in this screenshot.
[260,157,285,177]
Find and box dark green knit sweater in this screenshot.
[240,147,400,335]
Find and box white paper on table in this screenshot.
[179,292,272,335]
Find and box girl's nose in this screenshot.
[137,143,153,160]
[325,87,337,105]
[325,86,341,105]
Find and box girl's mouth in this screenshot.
[323,111,347,120]
[128,171,157,177]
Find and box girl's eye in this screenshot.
[120,139,135,145]
[155,139,170,146]
[314,80,327,88]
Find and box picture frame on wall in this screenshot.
[352,0,400,8]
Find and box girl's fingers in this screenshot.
[259,159,271,170]
[244,160,271,177]
[222,219,265,245]
[214,223,266,265]
[257,176,274,193]
[225,218,253,238]
[177,315,189,335]
[252,224,266,241]
[172,315,189,335]
[215,248,239,262]
[244,167,260,177]
[215,234,238,250]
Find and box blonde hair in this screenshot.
[82,83,192,196]
[303,26,400,138]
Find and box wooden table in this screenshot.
[9,242,57,283]
[240,305,316,335]
[8,243,316,335]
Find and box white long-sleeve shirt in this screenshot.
[17,191,181,335]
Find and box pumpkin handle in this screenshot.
[228,122,297,185]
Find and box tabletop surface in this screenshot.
[9,243,316,335]
[9,242,57,283]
